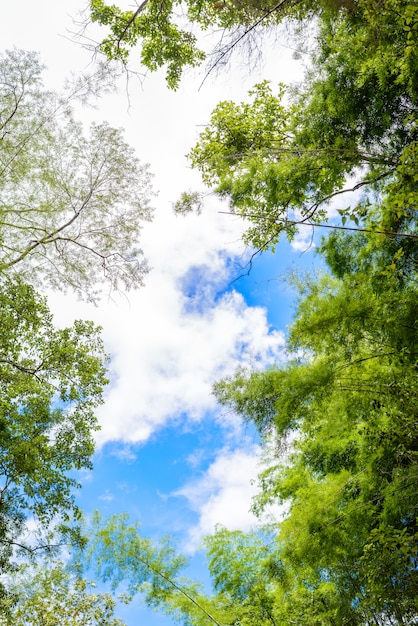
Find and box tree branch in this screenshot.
[199,0,301,89]
[219,212,418,240]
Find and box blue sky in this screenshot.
[0,2,324,624]
[71,239,319,624]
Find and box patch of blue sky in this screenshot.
[76,413,258,533]
[75,417,245,625]
[178,251,239,313]
[226,237,322,330]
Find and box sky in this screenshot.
[0,2,322,623]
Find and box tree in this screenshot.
[214,228,418,624]
[81,512,221,626]
[0,561,127,625]
[0,277,108,602]
[82,512,283,626]
[0,49,153,301]
[85,0,418,101]
[86,0,378,88]
[171,0,416,257]
[84,0,418,258]
[188,0,418,249]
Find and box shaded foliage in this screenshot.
[0,278,107,604]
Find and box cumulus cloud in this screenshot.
[38,18,293,451]
[175,445,285,551]
[47,205,286,447]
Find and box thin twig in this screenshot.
[199,0,300,89]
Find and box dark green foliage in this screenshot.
[0,277,108,596]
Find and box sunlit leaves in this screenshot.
[215,230,418,623]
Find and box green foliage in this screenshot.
[0,49,153,301]
[173,190,203,216]
[88,0,375,87]
[0,277,108,591]
[84,513,286,626]
[90,0,205,89]
[215,229,418,624]
[0,561,127,625]
[185,0,418,250]
[204,527,281,626]
[82,512,226,626]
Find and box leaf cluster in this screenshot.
[215,228,418,624]
[0,277,108,589]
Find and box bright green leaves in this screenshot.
[190,81,289,186]
[88,0,305,87]
[90,0,204,89]
[204,527,282,626]
[83,513,284,626]
[84,511,188,598]
[189,81,314,249]
[88,0,368,87]
[185,0,418,254]
[215,229,418,624]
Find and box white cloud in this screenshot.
[98,489,114,502]
[47,205,286,447]
[291,224,316,252]
[5,0,296,450]
[175,445,285,551]
[94,284,285,445]
[176,446,261,550]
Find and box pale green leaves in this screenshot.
[0,50,154,301]
[1,562,127,625]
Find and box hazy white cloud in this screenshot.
[176,446,262,550]
[291,224,317,252]
[175,438,290,552]
[98,489,114,502]
[175,444,286,551]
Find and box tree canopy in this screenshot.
[0,277,108,605]
[214,226,418,624]
[0,49,154,301]
[186,0,418,250]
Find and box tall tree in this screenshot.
[0,277,108,603]
[215,228,418,625]
[171,0,417,258]
[187,6,418,250]
[0,49,153,301]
